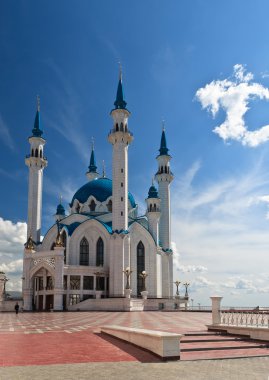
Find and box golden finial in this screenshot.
[37,95,40,112]
[102,160,106,177]
[91,136,94,150]
[55,220,64,247]
[152,177,154,186]
[118,61,122,81]
[161,119,165,131]
[59,194,62,205]
[25,235,35,250]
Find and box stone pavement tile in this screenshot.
[0,357,269,380]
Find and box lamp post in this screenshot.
[183,282,190,298]
[174,280,181,296]
[139,271,148,292]
[123,267,132,289]
[191,298,194,309]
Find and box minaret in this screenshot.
[25,97,48,243]
[55,196,66,221]
[155,126,174,298]
[108,68,133,231]
[145,180,161,244]
[155,126,173,249]
[86,139,99,181]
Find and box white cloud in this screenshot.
[196,64,269,147]
[0,113,14,151]
[0,218,26,290]
[171,159,269,305]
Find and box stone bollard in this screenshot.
[210,296,223,325]
[141,291,148,300]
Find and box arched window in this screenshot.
[161,166,163,173]
[149,204,152,212]
[115,123,119,131]
[39,149,42,158]
[89,200,96,211]
[31,149,34,157]
[137,241,145,295]
[80,237,89,266]
[62,230,67,264]
[107,200,112,212]
[96,237,104,266]
[50,242,56,250]
[35,148,38,157]
[120,122,124,131]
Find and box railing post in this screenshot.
[210,296,223,325]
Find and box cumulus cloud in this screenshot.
[171,241,208,274]
[0,217,26,290]
[196,64,269,147]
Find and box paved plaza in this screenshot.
[0,311,268,379]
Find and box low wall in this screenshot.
[0,300,23,312]
[208,324,269,341]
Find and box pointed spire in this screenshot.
[32,95,43,137]
[88,138,97,173]
[113,63,127,110]
[148,179,159,199]
[159,122,169,155]
[56,195,65,216]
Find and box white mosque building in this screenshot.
[22,73,175,311]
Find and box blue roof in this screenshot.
[32,110,43,138]
[159,129,169,156]
[148,184,159,198]
[70,177,136,208]
[56,203,65,216]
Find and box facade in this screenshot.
[22,74,174,311]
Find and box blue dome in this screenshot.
[70,177,136,208]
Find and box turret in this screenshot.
[145,181,160,244]
[25,97,48,243]
[108,68,133,231]
[55,196,66,221]
[86,140,99,181]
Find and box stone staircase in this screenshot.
[180,331,269,360]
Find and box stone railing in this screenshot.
[220,310,269,328]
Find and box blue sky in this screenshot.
[1,0,269,306]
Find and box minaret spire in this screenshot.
[32,95,43,138]
[86,138,99,181]
[113,64,127,110]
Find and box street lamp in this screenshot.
[174,280,181,296]
[139,271,148,292]
[123,267,132,289]
[191,298,194,309]
[183,282,190,298]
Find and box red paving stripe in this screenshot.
[0,331,161,367]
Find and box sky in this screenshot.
[1,0,269,306]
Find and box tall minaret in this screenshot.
[108,68,133,231]
[86,139,99,181]
[25,97,48,243]
[155,126,173,249]
[155,126,174,297]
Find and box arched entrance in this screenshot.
[31,266,55,311]
[137,241,145,295]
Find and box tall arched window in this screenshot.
[137,241,145,295]
[96,237,104,266]
[107,200,112,212]
[80,237,89,266]
[35,148,38,157]
[89,200,96,211]
[62,230,67,264]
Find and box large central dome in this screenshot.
[70,177,136,208]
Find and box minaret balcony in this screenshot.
[108,129,134,145]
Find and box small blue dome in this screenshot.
[148,184,159,199]
[70,177,136,208]
[56,203,65,216]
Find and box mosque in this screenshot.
[22,72,175,311]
